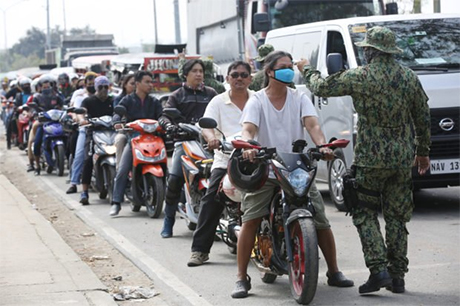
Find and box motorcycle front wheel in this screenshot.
[288,218,318,305]
[145,174,165,218]
[54,145,65,177]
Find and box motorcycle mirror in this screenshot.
[74,107,87,115]
[198,117,217,129]
[114,105,126,116]
[66,107,75,113]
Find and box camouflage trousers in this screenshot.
[352,167,413,279]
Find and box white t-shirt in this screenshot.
[70,88,88,108]
[240,88,317,153]
[203,89,254,170]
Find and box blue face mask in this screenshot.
[42,88,52,95]
[273,68,294,84]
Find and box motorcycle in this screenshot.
[162,108,213,231]
[114,105,167,218]
[38,109,68,176]
[76,108,117,202]
[230,138,349,305]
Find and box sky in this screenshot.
[0,0,188,50]
[1,0,459,51]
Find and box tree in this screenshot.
[68,25,96,36]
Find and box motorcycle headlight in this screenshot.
[280,168,313,197]
[138,121,159,133]
[103,145,116,155]
[134,147,166,163]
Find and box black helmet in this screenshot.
[227,149,269,193]
[58,73,69,85]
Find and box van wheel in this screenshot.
[328,149,347,211]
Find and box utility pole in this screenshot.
[173,0,181,44]
[46,0,51,49]
[153,0,158,45]
[62,0,67,34]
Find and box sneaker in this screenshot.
[231,275,251,299]
[80,192,89,205]
[187,252,209,267]
[109,203,121,216]
[66,185,77,194]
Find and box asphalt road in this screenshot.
[7,147,460,306]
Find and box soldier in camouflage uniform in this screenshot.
[297,26,431,295]
[178,56,226,94]
[248,44,274,91]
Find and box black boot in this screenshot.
[386,278,405,293]
[359,270,392,294]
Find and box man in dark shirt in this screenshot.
[109,70,163,216]
[158,59,218,237]
[31,78,64,175]
[79,76,114,205]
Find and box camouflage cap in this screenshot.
[255,44,275,62]
[355,26,402,54]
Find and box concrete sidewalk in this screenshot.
[0,174,117,306]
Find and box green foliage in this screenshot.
[142,44,155,52]
[118,47,130,54]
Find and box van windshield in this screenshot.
[268,0,382,29]
[349,18,460,70]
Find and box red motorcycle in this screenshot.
[16,105,33,150]
[114,106,167,218]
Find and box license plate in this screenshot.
[430,159,460,175]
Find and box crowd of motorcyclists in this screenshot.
[0,26,431,304]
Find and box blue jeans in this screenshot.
[70,127,87,185]
[112,142,132,204]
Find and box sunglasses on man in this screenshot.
[230,72,249,79]
[98,85,109,90]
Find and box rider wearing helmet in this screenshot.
[230,50,353,299]
[6,77,32,149]
[187,60,254,267]
[58,73,74,103]
[27,76,64,175]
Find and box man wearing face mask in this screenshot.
[297,26,430,295]
[78,76,114,205]
[30,77,64,175]
[231,50,353,299]
[66,72,97,194]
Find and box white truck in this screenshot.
[264,13,460,210]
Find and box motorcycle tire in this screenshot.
[55,145,65,177]
[105,165,116,204]
[261,272,277,284]
[288,218,318,305]
[145,174,165,218]
[328,148,347,212]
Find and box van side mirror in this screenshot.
[253,13,270,32]
[326,53,343,75]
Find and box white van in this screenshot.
[265,13,460,210]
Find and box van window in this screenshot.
[327,31,348,69]
[291,30,322,84]
[349,18,460,69]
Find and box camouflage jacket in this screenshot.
[304,55,430,169]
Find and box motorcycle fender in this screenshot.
[141,164,164,177]
[100,156,116,167]
[286,208,313,226]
